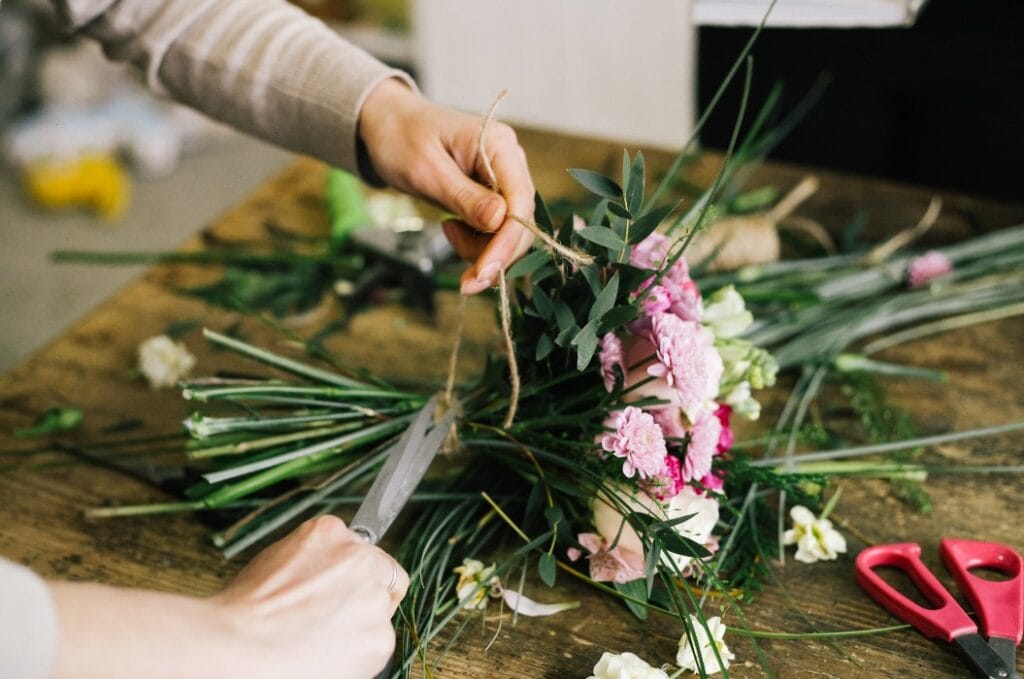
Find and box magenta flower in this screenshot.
[700,470,725,493]
[601,407,669,479]
[713,403,734,454]
[567,533,645,584]
[646,314,724,421]
[598,332,625,392]
[907,250,953,288]
[682,411,721,482]
[643,453,685,500]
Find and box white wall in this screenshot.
[412,0,697,150]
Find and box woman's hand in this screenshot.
[359,78,535,294]
[50,515,408,679]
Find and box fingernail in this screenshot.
[476,262,501,285]
[477,196,503,231]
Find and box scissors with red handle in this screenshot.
[856,539,1023,679]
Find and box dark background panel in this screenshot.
[698,0,1024,202]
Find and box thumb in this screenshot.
[433,161,507,233]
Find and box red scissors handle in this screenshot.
[940,538,1024,644]
[855,542,976,642]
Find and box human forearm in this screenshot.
[48,582,236,679]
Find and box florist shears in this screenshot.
[856,539,1023,679]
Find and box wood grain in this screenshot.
[2,129,1022,678]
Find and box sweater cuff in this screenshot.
[0,559,57,679]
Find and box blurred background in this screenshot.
[0,0,1019,370]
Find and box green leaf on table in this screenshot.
[535,334,554,361]
[626,151,645,212]
[614,579,649,621]
[538,552,557,587]
[578,226,625,251]
[507,250,550,279]
[629,203,677,244]
[14,406,83,438]
[568,169,623,200]
[571,319,600,371]
[588,271,620,323]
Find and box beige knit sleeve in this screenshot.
[52,0,417,175]
[0,558,57,679]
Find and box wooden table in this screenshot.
[2,129,1023,678]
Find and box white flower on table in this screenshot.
[676,615,735,675]
[783,505,847,564]
[588,651,669,679]
[452,558,499,610]
[138,335,196,389]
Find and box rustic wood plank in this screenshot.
[2,129,1022,678]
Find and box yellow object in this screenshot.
[24,154,130,220]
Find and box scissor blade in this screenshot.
[955,633,1016,679]
[350,396,453,544]
[987,637,1019,679]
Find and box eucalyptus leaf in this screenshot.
[571,320,600,371]
[534,191,554,233]
[588,271,620,323]
[607,202,631,219]
[507,250,550,279]
[589,198,610,227]
[581,264,603,297]
[568,169,622,200]
[554,325,578,348]
[629,203,677,244]
[535,334,554,360]
[554,301,576,334]
[599,304,639,331]
[626,152,645,212]
[578,226,625,251]
[531,285,555,320]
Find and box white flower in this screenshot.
[724,381,761,420]
[702,286,753,339]
[452,558,499,610]
[676,615,735,675]
[783,505,847,564]
[591,486,719,574]
[588,651,669,679]
[138,335,196,389]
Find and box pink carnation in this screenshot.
[630,233,672,270]
[650,406,687,440]
[646,314,724,421]
[682,412,721,483]
[700,470,725,493]
[907,250,953,288]
[598,332,625,392]
[641,285,672,316]
[568,533,645,584]
[713,404,734,454]
[642,453,685,500]
[601,407,669,479]
[662,276,702,322]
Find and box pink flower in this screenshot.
[907,250,953,288]
[601,407,669,479]
[646,314,724,421]
[642,453,685,500]
[713,404,733,454]
[567,532,645,584]
[598,332,625,392]
[699,470,725,493]
[641,285,672,316]
[650,406,687,440]
[630,233,672,270]
[683,412,721,483]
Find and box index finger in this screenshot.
[483,142,535,224]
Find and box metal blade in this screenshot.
[350,396,454,544]
[955,633,1016,679]
[986,638,1019,679]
